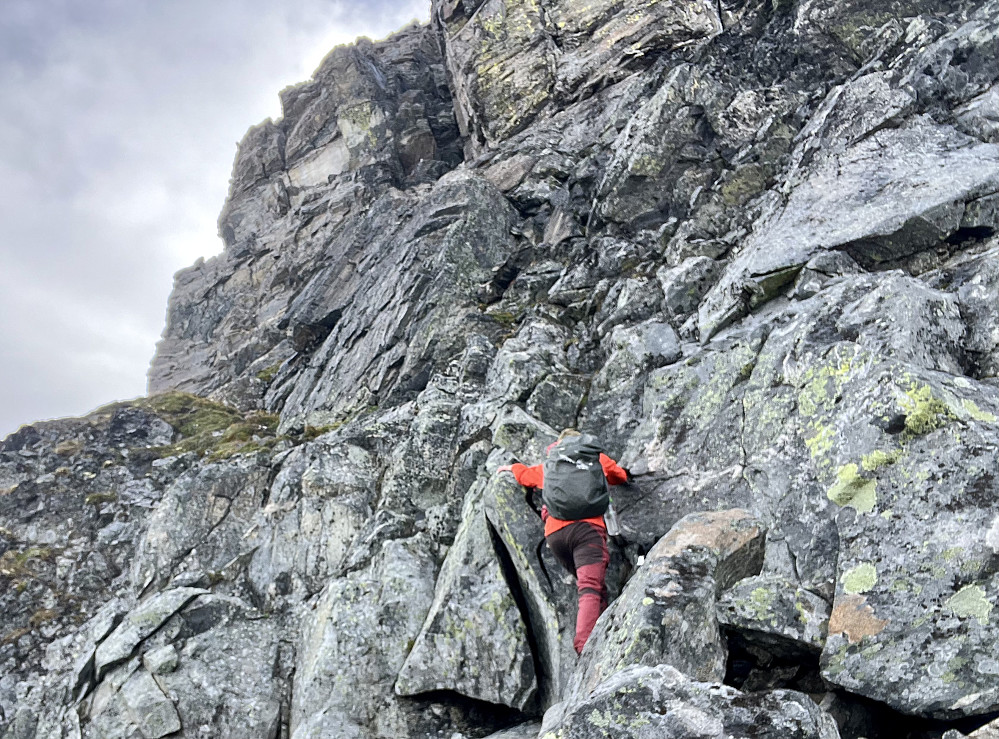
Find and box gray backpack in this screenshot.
[542,434,609,521]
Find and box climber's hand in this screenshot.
[496,465,513,474]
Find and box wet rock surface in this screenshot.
[5,1,999,737]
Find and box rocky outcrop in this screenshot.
[5,0,999,738]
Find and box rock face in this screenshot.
[4,1,999,738]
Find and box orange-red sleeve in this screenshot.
[600,454,628,486]
[510,462,544,489]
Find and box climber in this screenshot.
[497,429,629,654]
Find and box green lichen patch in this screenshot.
[946,585,993,626]
[805,423,835,462]
[797,349,860,419]
[901,383,954,437]
[961,399,997,423]
[842,563,878,594]
[861,448,901,472]
[827,464,877,513]
[739,587,776,622]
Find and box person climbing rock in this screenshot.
[497,429,628,654]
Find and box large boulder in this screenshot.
[541,664,840,739]
[290,536,437,739]
[396,475,537,711]
[562,510,765,704]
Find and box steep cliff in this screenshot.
[3,2,999,738]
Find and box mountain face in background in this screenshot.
[3,1,999,737]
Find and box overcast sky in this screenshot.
[0,0,430,439]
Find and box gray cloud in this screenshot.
[0,0,429,438]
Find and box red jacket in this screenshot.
[510,453,627,536]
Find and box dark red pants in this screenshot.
[546,522,609,654]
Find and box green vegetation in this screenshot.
[255,363,283,383]
[92,392,282,461]
[84,492,117,506]
[486,310,519,327]
[1,627,32,646]
[0,546,54,579]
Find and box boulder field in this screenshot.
[2,1,999,737]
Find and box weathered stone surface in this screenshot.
[245,438,381,604]
[131,457,270,588]
[396,475,537,711]
[120,669,181,739]
[926,243,999,381]
[699,117,999,339]
[484,722,543,739]
[275,172,520,430]
[433,0,720,150]
[94,588,207,678]
[564,510,765,704]
[817,375,999,717]
[291,536,437,739]
[141,644,177,675]
[6,1,999,737]
[155,595,284,738]
[972,717,999,738]
[659,256,724,323]
[85,594,284,739]
[717,573,830,654]
[542,664,840,739]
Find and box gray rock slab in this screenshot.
[972,717,999,738]
[156,595,283,738]
[246,439,380,604]
[699,116,999,340]
[927,244,999,380]
[658,256,725,322]
[717,573,830,655]
[94,588,207,679]
[141,645,177,676]
[120,670,181,739]
[483,722,542,739]
[817,374,999,718]
[291,536,437,739]
[542,664,840,739]
[396,476,537,711]
[132,457,270,588]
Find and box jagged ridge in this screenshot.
[3,1,999,738]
